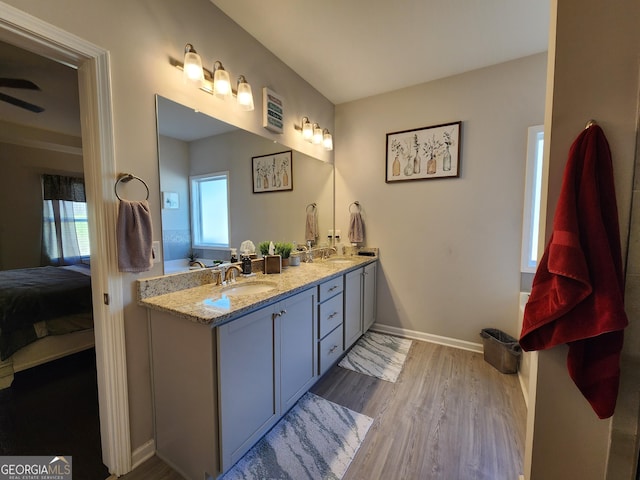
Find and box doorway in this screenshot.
[0,2,130,476]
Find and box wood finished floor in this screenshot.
[122,339,526,480]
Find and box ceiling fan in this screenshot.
[0,78,45,113]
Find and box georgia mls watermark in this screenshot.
[0,456,72,480]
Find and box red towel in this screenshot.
[520,124,628,419]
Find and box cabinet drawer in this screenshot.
[319,326,344,376]
[318,293,343,339]
[318,277,343,302]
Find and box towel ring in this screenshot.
[349,201,361,213]
[306,203,317,213]
[115,173,150,201]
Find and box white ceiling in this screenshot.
[0,2,549,139]
[211,0,550,104]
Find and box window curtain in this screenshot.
[41,174,86,266]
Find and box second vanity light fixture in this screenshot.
[182,43,254,111]
[296,116,333,151]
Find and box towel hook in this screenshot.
[306,202,317,213]
[349,201,361,213]
[585,119,597,129]
[115,173,150,201]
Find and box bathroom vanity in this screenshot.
[138,255,377,480]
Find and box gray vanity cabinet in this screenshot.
[317,277,344,375]
[344,262,377,350]
[278,288,317,412]
[363,262,377,331]
[344,268,363,349]
[217,287,316,472]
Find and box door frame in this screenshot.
[0,2,131,475]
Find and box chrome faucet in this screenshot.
[224,264,243,283]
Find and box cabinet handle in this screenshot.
[272,309,287,319]
[328,312,338,319]
[328,285,338,292]
[329,345,339,353]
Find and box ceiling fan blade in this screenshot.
[0,92,45,113]
[0,78,41,90]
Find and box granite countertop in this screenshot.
[137,255,377,327]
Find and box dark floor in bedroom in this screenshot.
[0,349,110,480]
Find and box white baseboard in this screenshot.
[371,323,483,353]
[131,438,155,470]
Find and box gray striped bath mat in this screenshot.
[220,392,372,480]
[338,331,412,382]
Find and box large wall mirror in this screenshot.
[156,95,334,274]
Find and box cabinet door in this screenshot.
[344,268,363,349]
[363,262,377,331]
[279,288,316,412]
[218,306,277,470]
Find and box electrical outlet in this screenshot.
[152,241,160,264]
[335,229,341,239]
[328,229,334,238]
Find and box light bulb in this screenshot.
[312,124,323,145]
[183,44,204,85]
[236,76,254,111]
[323,129,333,151]
[213,61,231,99]
[302,118,313,141]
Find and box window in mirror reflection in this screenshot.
[191,172,230,247]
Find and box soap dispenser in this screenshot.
[241,252,252,275]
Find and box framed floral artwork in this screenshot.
[252,150,293,193]
[385,121,461,182]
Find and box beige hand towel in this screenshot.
[305,211,318,242]
[117,199,153,272]
[349,212,364,243]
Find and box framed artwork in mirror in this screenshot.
[385,121,461,182]
[252,150,293,193]
[162,191,179,209]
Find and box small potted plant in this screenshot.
[187,250,200,268]
[258,241,271,257]
[275,242,294,267]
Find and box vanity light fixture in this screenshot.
[312,123,323,145]
[183,44,204,86]
[322,129,333,151]
[177,43,255,111]
[236,75,254,111]
[295,116,333,150]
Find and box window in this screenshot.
[521,125,544,273]
[41,174,90,265]
[190,172,230,248]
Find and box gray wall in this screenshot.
[335,52,547,343]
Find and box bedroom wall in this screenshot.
[0,138,83,270]
[334,52,547,344]
[1,0,335,454]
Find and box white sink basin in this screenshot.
[222,281,277,296]
[325,258,355,264]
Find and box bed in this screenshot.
[0,264,94,389]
